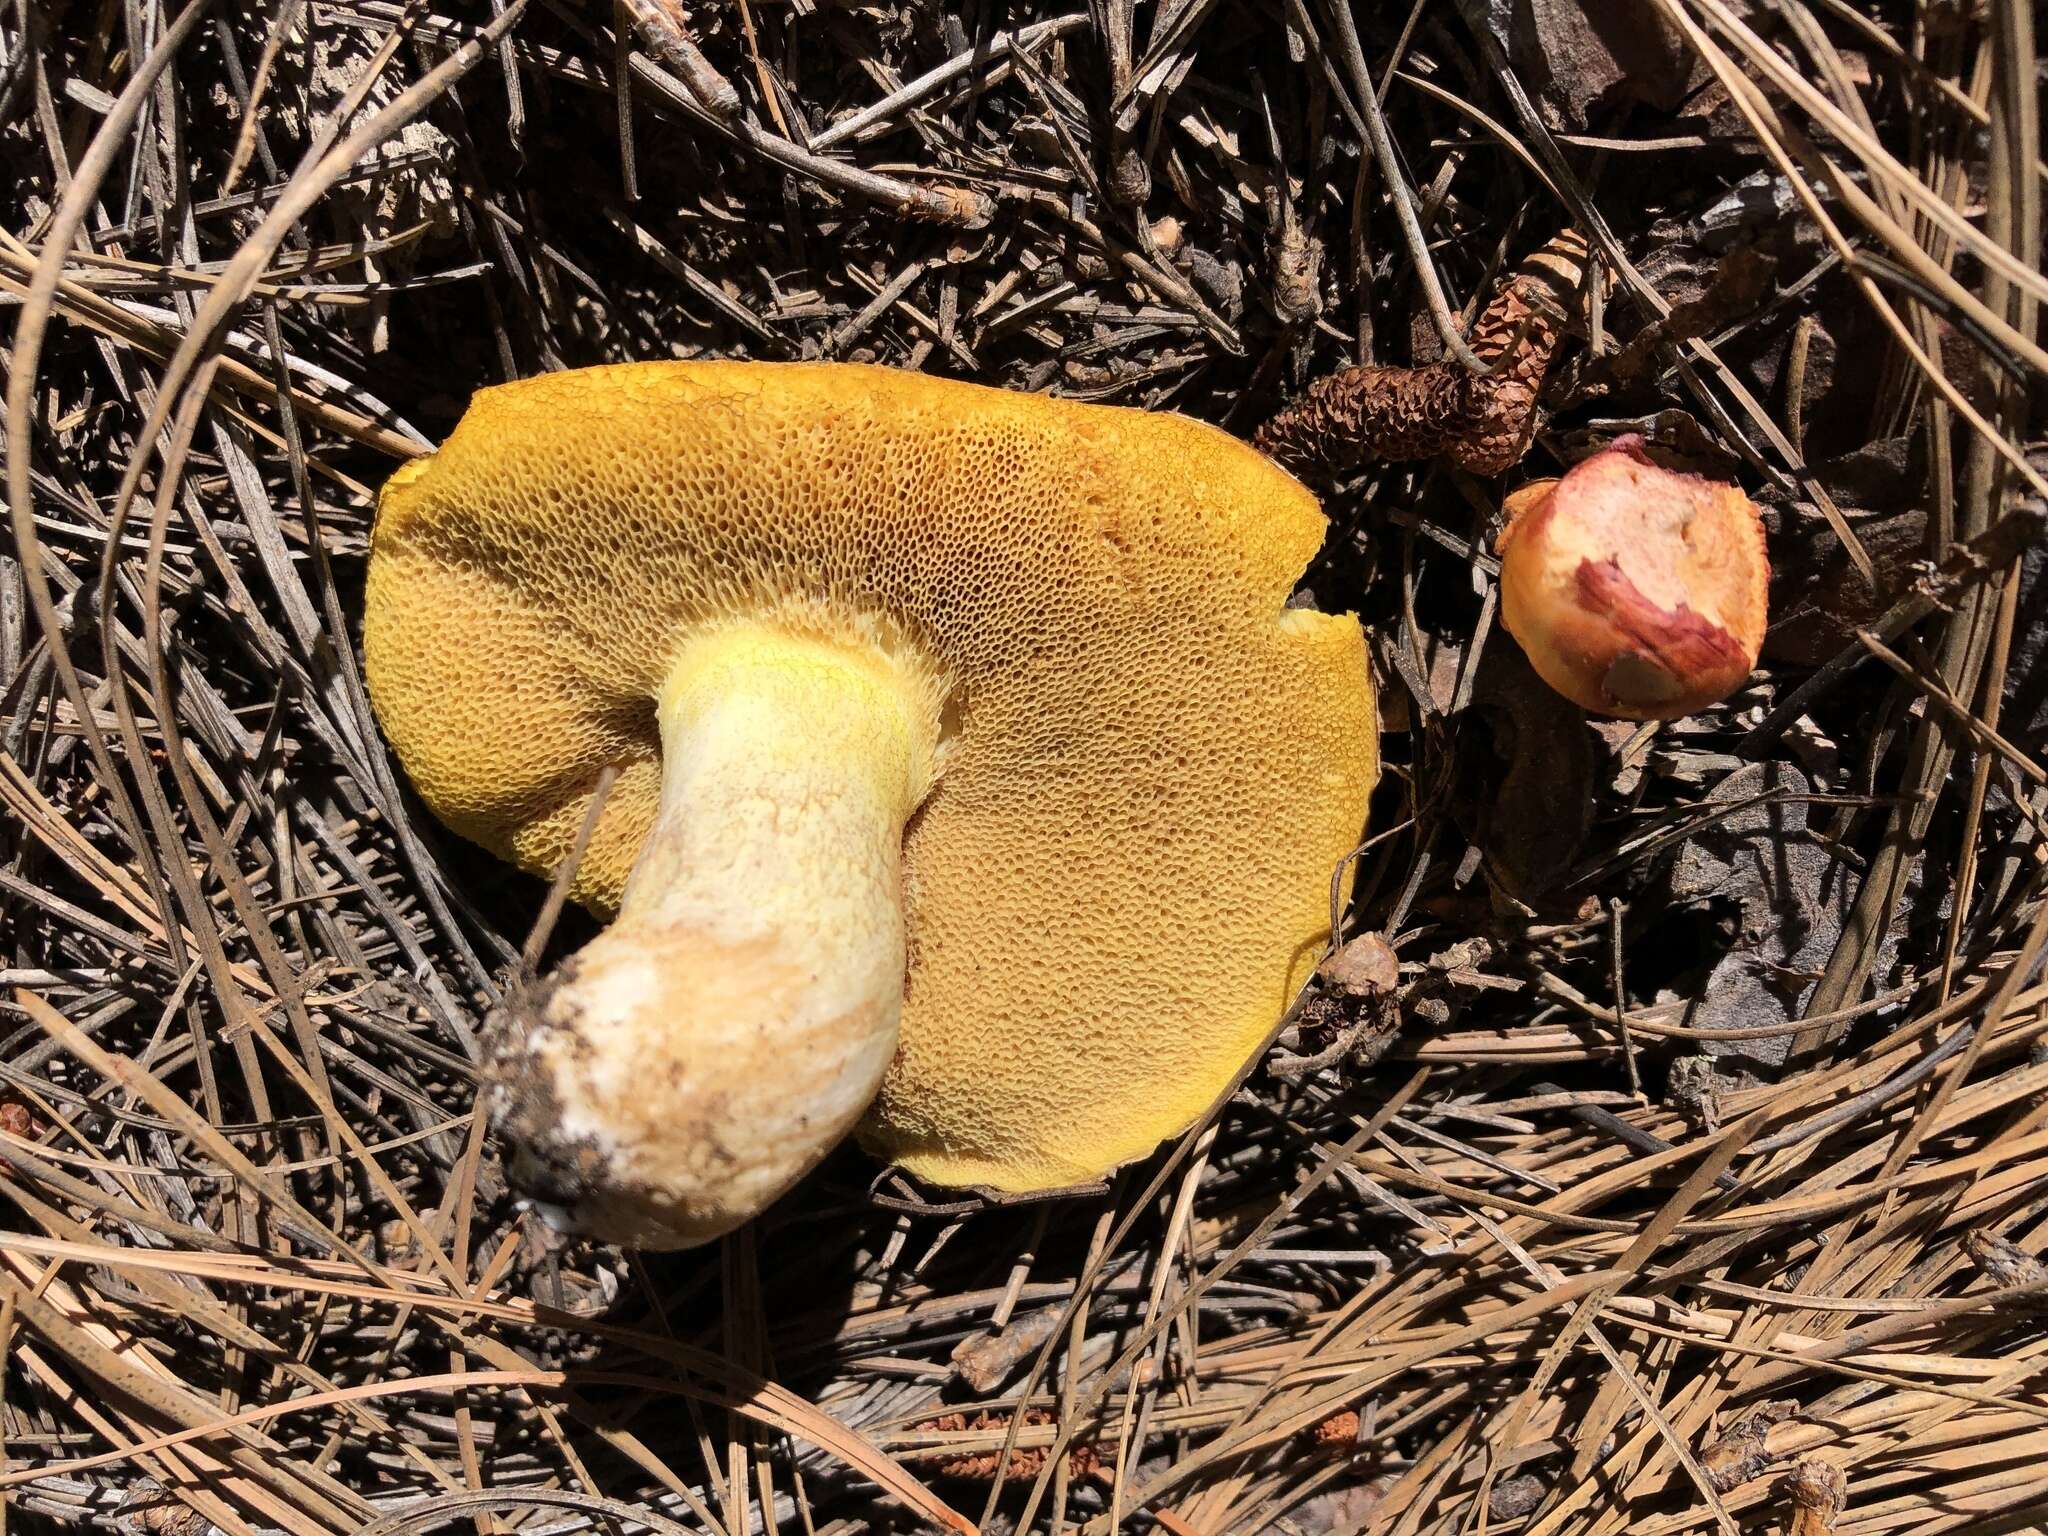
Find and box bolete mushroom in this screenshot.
[365,362,1377,1248]
[1496,435,1768,720]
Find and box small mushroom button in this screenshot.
[1496,436,1769,721]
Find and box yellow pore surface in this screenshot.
[365,362,1378,1192]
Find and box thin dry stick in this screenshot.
[619,0,739,117]
[1314,0,1496,376]
[624,55,993,228]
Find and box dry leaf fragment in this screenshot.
[1320,932,1400,996]
[1255,232,1592,478]
[1462,642,1597,912]
[1507,0,1707,130]
[1764,507,1926,667]
[1689,171,1804,251]
[1488,1471,1549,1520]
[115,1480,212,1536]
[1667,1054,1732,1130]
[120,1497,210,1536]
[1269,194,1324,326]
[1272,932,1403,1081]
[1781,1459,1847,1536]
[1962,1228,2048,1313]
[1702,1399,1801,1492]
[1662,762,1854,1073]
[1603,246,1778,386]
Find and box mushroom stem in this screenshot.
[485,624,944,1249]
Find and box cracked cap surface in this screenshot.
[365,361,1377,1191]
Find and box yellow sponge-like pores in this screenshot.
[365,362,1377,1193]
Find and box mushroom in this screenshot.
[1495,436,1768,720]
[365,362,1377,1248]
